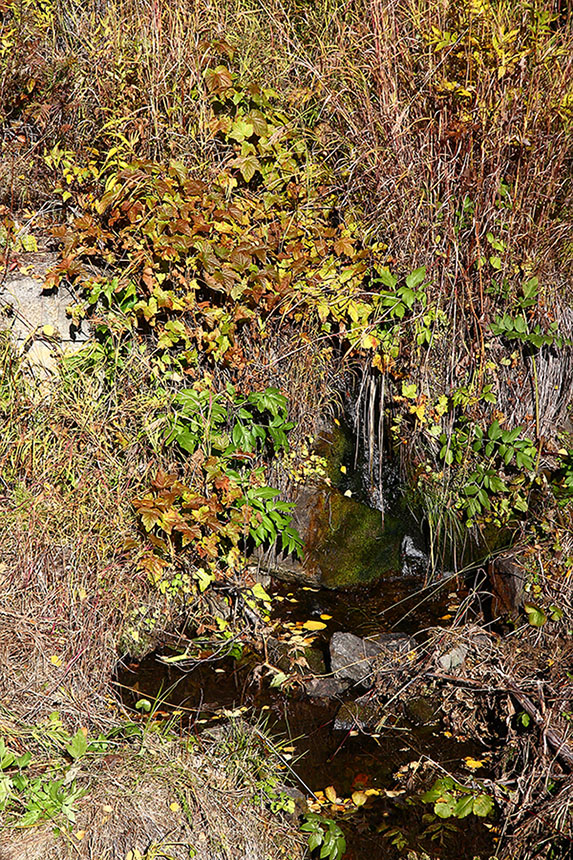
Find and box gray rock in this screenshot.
[1,261,90,383]
[438,644,467,672]
[329,631,415,686]
[304,676,350,698]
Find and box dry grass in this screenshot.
[0,343,171,722]
[0,340,305,859]
[0,714,304,860]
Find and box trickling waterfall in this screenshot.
[352,366,389,520]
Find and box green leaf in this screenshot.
[229,118,254,142]
[472,794,494,817]
[270,671,288,688]
[406,266,426,289]
[434,796,456,818]
[135,698,152,713]
[454,795,475,818]
[376,269,397,289]
[524,603,547,627]
[66,729,88,760]
[308,832,322,851]
[488,420,502,441]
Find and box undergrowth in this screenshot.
[1,2,573,858]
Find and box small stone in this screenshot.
[304,677,350,698]
[438,644,467,672]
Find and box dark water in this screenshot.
[117,573,493,860]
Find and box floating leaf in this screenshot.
[301,620,327,631]
[352,790,368,806]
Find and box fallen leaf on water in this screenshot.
[301,620,327,631]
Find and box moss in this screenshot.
[307,490,403,588]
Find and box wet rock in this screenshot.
[256,481,405,588]
[303,647,327,675]
[404,696,440,726]
[330,631,415,686]
[333,694,380,732]
[304,676,350,698]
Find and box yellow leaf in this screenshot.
[325,785,337,803]
[49,655,63,667]
[440,614,452,620]
[352,790,368,806]
[320,614,332,620]
[464,757,484,770]
[78,587,87,601]
[301,620,327,631]
[340,465,347,474]
[169,802,181,812]
[75,831,86,840]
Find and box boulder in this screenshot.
[329,631,415,687]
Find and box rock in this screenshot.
[256,480,406,588]
[303,647,327,676]
[404,696,440,726]
[333,694,380,732]
[329,631,415,686]
[438,644,467,672]
[304,676,350,698]
[1,260,90,386]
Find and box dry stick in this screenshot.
[433,670,573,771]
[499,673,573,771]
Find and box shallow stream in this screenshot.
[118,574,494,858]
